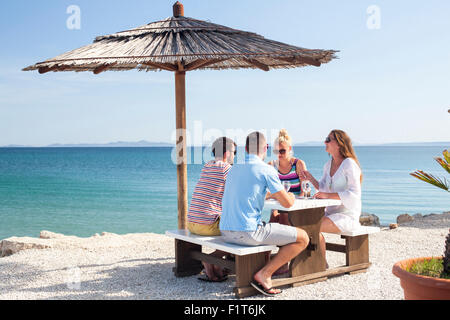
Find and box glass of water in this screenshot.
[282,181,291,192]
[301,180,311,198]
[305,181,312,198]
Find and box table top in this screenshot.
[264,198,342,211]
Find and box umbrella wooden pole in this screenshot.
[175,70,188,229]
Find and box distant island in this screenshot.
[1,140,449,148]
[1,140,174,148]
[368,141,450,147]
[294,141,450,147]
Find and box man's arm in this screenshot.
[270,190,295,208]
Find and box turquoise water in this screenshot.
[0,146,449,239]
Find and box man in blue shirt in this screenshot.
[220,131,309,297]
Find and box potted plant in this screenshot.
[392,149,450,300]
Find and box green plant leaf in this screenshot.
[410,171,449,191]
[435,150,450,175]
[443,150,450,164]
[410,149,450,192]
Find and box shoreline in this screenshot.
[1,211,448,244]
[363,211,450,228]
[0,212,448,300]
[1,212,448,258]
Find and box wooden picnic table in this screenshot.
[167,198,377,298]
[264,198,372,288]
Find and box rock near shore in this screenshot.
[0,230,139,257]
[0,237,51,257]
[359,212,380,227]
[397,214,414,224]
[0,231,68,257]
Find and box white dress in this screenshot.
[319,158,362,233]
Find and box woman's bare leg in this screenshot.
[204,250,228,280]
[319,217,341,266]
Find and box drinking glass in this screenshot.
[302,180,311,198]
[282,181,291,192]
[305,181,312,198]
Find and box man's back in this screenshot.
[220,154,283,232]
[188,160,231,225]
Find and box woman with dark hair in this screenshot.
[299,130,363,263]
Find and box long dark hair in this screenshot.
[330,129,363,183]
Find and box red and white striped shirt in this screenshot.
[188,160,231,225]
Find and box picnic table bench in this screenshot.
[166,199,380,298]
[166,229,278,298]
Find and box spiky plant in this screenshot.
[411,149,450,279]
[410,149,449,192]
[444,230,450,277]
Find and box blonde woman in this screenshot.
[299,129,363,264]
[268,129,307,225]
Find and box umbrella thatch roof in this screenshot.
[23,11,338,74]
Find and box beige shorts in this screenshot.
[188,218,221,236]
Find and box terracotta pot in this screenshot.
[392,257,450,300]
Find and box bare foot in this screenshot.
[203,262,218,281]
[253,269,281,294]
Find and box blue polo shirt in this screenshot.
[219,154,284,232]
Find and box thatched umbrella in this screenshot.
[23,2,338,230]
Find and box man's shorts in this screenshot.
[188,218,221,236]
[221,222,298,246]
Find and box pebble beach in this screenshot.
[0,212,448,300]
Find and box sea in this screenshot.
[0,146,449,240]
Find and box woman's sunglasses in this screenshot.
[325,137,333,143]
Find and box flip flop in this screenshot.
[250,281,282,297]
[197,274,228,283]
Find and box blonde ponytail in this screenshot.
[276,128,292,147]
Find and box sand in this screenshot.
[0,213,448,300]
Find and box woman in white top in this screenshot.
[299,130,362,261]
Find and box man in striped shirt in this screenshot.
[187,137,236,281]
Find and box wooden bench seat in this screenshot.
[166,226,381,297]
[338,226,380,237]
[165,229,277,256]
[165,229,277,298]
[325,226,380,275]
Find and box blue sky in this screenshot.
[0,0,449,146]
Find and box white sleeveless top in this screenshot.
[319,158,362,221]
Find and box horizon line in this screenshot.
[1,140,449,148]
